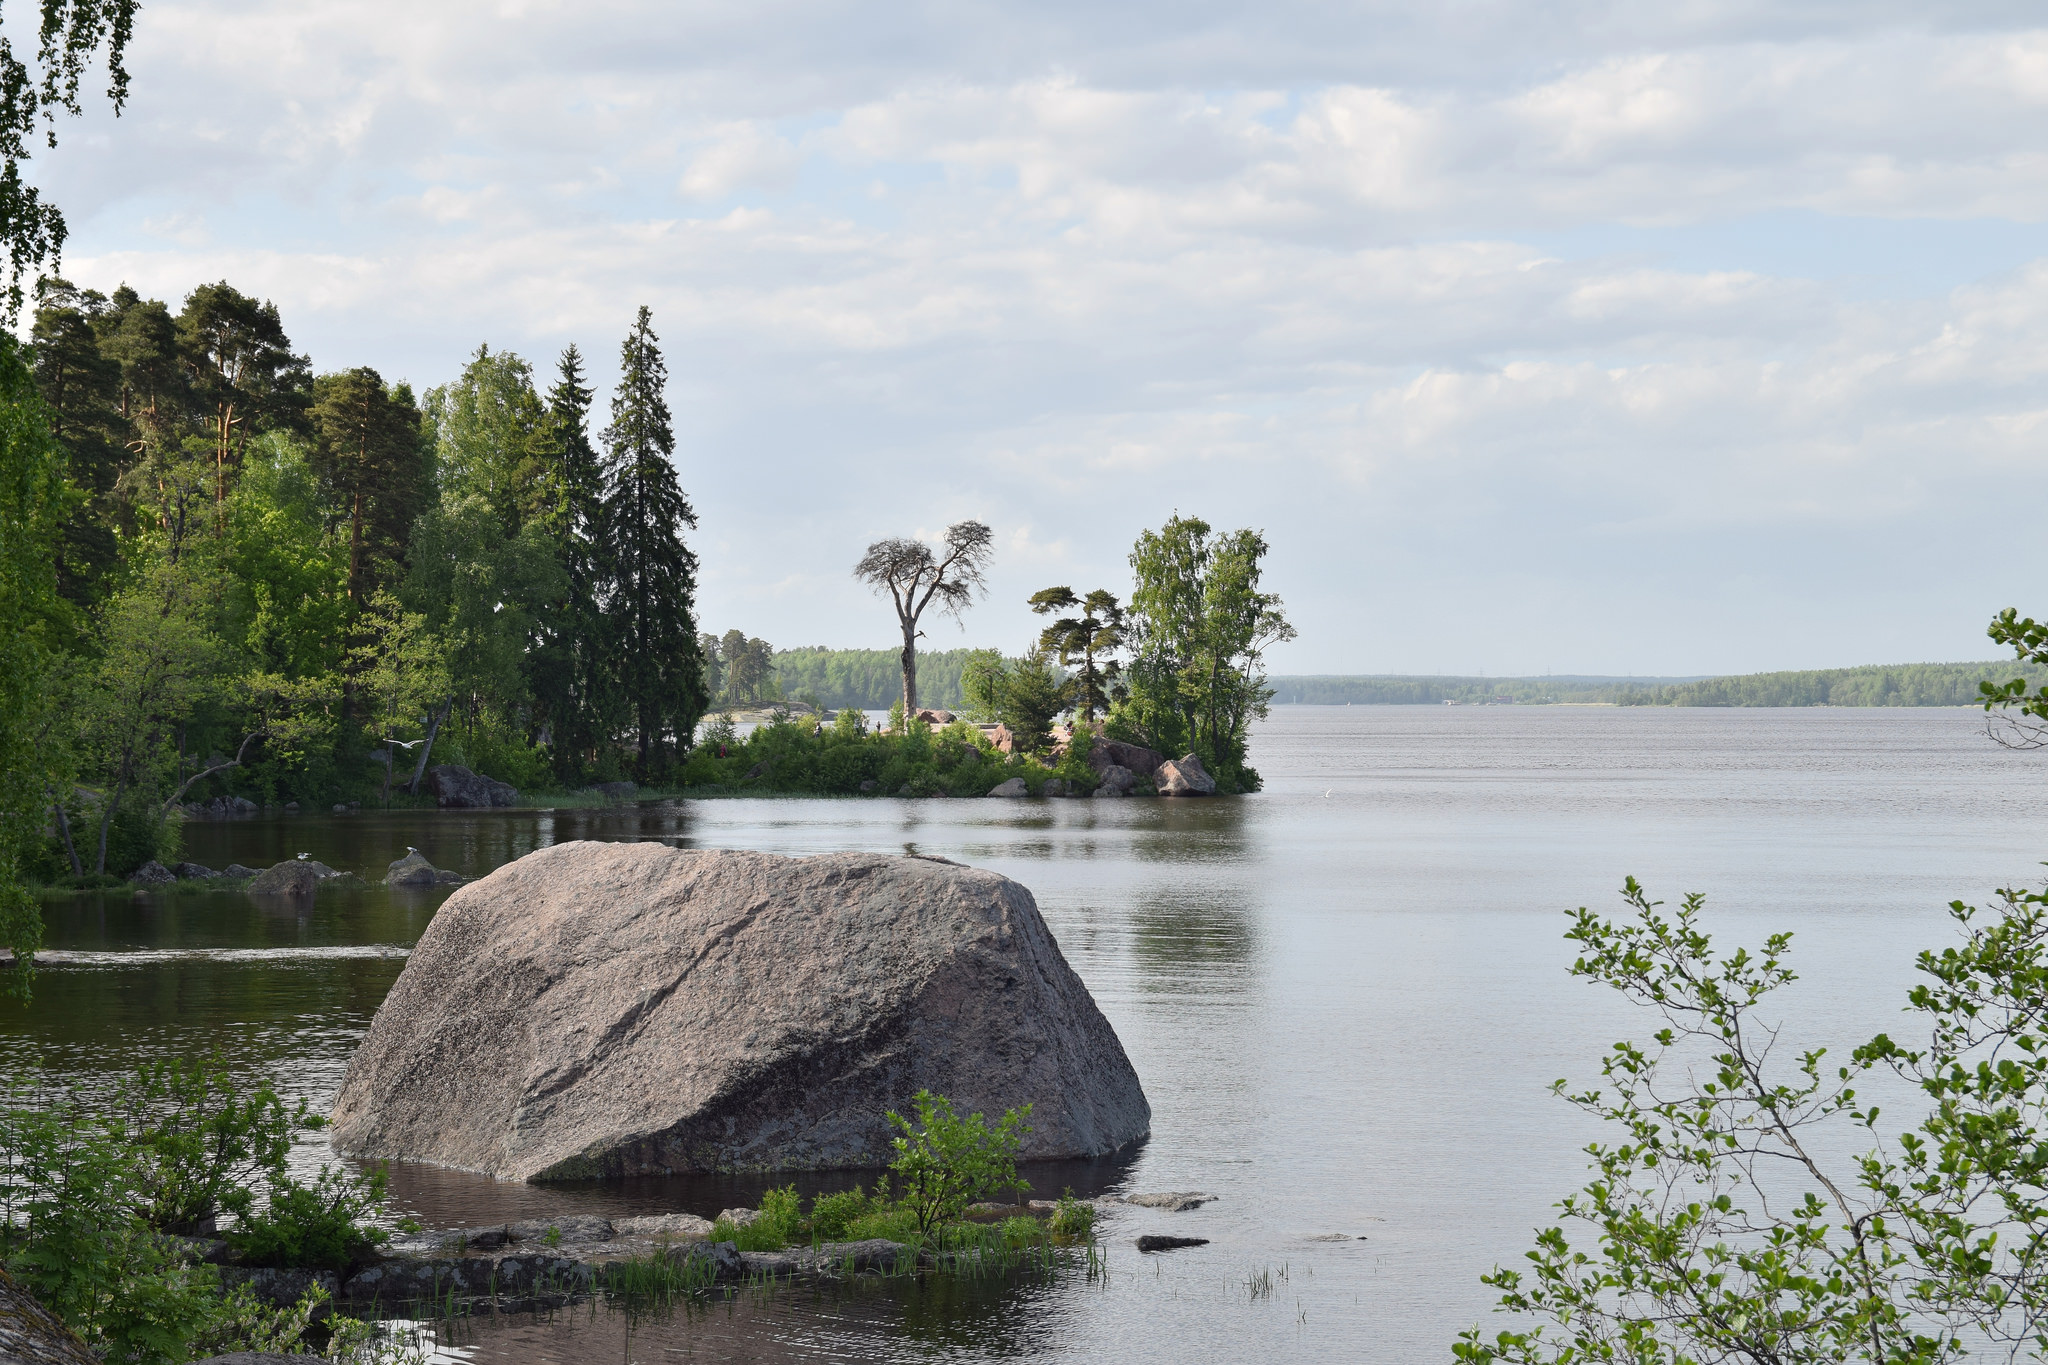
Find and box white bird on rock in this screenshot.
[296,852,308,861]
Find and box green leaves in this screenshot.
[886,1090,1033,1236]
[1464,879,1981,1364]
[1119,515,1292,790]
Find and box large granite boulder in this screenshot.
[426,764,519,809]
[1156,754,1217,796]
[329,842,1149,1180]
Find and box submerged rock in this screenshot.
[1155,754,1216,797]
[616,1212,715,1240]
[425,764,519,809]
[1136,1234,1208,1252]
[329,842,1150,1180]
[1122,1191,1216,1212]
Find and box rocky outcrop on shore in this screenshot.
[1088,739,1165,780]
[1155,755,1217,796]
[425,765,519,809]
[329,842,1150,1180]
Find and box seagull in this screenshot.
[406,846,418,855]
[296,852,308,860]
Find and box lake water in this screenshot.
[11,705,2048,1363]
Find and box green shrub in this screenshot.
[886,1091,1032,1235]
[0,1081,224,1362]
[806,1185,875,1241]
[1049,1190,1094,1240]
[113,1055,316,1234]
[228,1164,390,1273]
[758,1184,803,1243]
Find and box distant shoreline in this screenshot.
[1266,661,2046,709]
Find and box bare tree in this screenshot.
[854,521,994,726]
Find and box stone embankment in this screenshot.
[330,843,1150,1181]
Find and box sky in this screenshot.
[28,0,2048,676]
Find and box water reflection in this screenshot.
[12,709,2048,1362]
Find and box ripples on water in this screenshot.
[10,706,2048,1362]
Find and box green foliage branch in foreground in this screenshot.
[1458,876,2048,1364]
[1,1055,408,1362]
[1982,607,2048,748]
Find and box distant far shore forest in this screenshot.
[1264,660,2048,708]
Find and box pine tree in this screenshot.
[599,308,707,772]
[309,367,425,608]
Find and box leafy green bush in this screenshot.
[113,1055,316,1234]
[886,1091,1032,1235]
[0,1082,222,1362]
[228,1164,391,1273]
[806,1185,877,1241]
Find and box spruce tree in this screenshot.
[532,345,612,775]
[599,308,707,772]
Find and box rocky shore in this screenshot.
[208,1191,1227,1317]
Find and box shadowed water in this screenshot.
[9,706,2048,1361]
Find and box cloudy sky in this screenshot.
[34,0,2048,675]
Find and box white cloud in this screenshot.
[33,1,2048,671]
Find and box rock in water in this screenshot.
[128,860,176,886]
[247,861,325,896]
[386,851,440,887]
[329,842,1150,1180]
[425,764,519,809]
[986,777,1028,797]
[1155,754,1217,797]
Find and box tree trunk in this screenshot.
[408,700,451,796]
[95,775,128,875]
[47,787,81,877]
[899,618,918,730]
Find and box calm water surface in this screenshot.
[12,706,2048,1362]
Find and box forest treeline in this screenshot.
[769,648,977,710]
[1612,660,2048,708]
[17,278,710,877]
[1269,675,1695,705]
[1270,661,2048,707]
